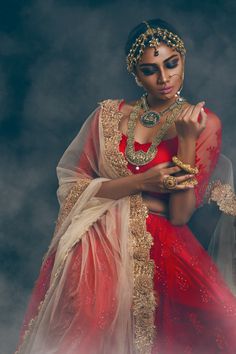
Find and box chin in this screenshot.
[156,93,176,101]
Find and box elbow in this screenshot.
[169,212,193,226]
[169,217,188,226]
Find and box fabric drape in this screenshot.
[15,99,236,354]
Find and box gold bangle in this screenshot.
[172,156,199,175]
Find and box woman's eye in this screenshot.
[141,69,157,76]
[166,60,178,69]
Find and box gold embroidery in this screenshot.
[130,194,157,354]
[16,100,157,354]
[100,99,157,354]
[208,180,236,216]
[99,99,130,177]
[54,179,91,236]
[15,243,79,354]
[15,179,91,354]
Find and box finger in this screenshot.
[176,104,192,121]
[182,104,195,120]
[176,174,194,183]
[162,166,181,175]
[165,184,194,193]
[155,161,172,169]
[199,108,208,128]
[175,184,195,190]
[190,101,205,122]
[174,102,191,119]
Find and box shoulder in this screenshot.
[98,98,124,111]
[196,107,222,147]
[203,107,222,132]
[97,98,137,116]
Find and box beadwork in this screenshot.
[126,22,186,73]
[125,98,186,167]
[140,93,185,128]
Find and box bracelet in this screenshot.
[172,156,199,175]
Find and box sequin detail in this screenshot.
[53,179,91,236]
[15,179,92,354]
[15,253,72,354]
[130,194,157,354]
[100,99,157,354]
[207,180,236,216]
[99,99,130,177]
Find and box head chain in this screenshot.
[126,21,186,73]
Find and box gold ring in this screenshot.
[163,175,177,189]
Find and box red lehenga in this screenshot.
[15,99,236,354]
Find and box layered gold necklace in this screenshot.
[125,96,187,170]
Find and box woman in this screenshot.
[15,19,236,354]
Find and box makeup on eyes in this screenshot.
[166,58,179,69]
[139,55,179,75]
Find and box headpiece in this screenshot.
[126,21,186,73]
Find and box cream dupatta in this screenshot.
[15,99,236,354]
[16,100,157,354]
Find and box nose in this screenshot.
[157,68,169,84]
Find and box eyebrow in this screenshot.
[139,54,179,67]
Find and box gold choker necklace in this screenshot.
[125,97,186,170]
[140,93,185,128]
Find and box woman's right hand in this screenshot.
[96,162,195,201]
[139,162,195,193]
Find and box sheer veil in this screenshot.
[206,154,236,293]
[15,100,236,354]
[16,103,136,354]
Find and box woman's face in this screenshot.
[135,43,185,102]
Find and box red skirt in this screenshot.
[147,213,236,354]
[17,214,236,354]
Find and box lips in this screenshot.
[158,86,173,94]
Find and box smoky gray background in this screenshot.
[0,0,235,353]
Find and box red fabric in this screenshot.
[16,252,56,350]
[16,104,236,354]
[119,101,222,208]
[118,104,236,353]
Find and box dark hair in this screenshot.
[125,18,184,56]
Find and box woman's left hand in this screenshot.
[175,101,208,141]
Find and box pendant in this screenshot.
[140,111,161,128]
[176,96,186,104]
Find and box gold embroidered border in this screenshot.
[15,179,91,354]
[15,242,78,354]
[53,178,91,236]
[100,99,157,354]
[16,101,157,354]
[129,194,157,354]
[99,99,130,177]
[208,180,236,216]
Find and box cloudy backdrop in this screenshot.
[0,0,235,353]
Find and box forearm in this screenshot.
[95,173,143,199]
[142,193,169,214]
[169,137,197,225]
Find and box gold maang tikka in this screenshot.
[143,21,160,56]
[126,21,186,73]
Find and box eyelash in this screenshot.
[141,60,179,76]
[166,60,179,69]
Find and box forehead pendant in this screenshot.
[148,38,160,56]
[126,21,186,73]
[143,21,161,56]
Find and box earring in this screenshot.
[175,71,185,98]
[134,76,143,87]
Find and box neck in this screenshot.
[146,94,178,111]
